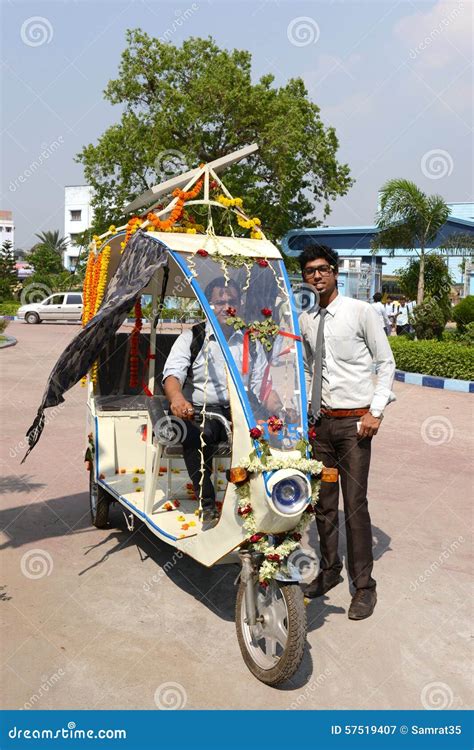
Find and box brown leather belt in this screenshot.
[320,407,370,418]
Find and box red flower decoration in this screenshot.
[249,533,264,543]
[261,307,272,317]
[197,248,208,257]
[249,426,263,440]
[256,259,269,267]
[268,415,283,433]
[226,306,237,317]
[238,504,252,517]
[266,553,281,563]
[292,533,302,541]
[308,426,317,441]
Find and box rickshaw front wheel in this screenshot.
[89,470,111,528]
[235,579,307,686]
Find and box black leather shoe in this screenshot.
[201,509,219,532]
[301,569,343,599]
[348,588,377,620]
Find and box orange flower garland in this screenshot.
[81,244,112,386]
[121,216,142,252]
[129,299,142,389]
[147,177,204,232]
[82,249,96,326]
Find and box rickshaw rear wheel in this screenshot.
[235,579,307,686]
[89,470,110,528]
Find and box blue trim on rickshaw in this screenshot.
[168,249,256,429]
[94,416,178,542]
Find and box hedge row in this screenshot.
[389,338,474,381]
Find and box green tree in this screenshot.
[35,230,69,257]
[77,31,352,240]
[27,244,64,276]
[0,240,17,301]
[372,180,450,304]
[396,254,453,319]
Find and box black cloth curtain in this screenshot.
[21,231,168,462]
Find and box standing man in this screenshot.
[395,296,411,336]
[299,245,395,620]
[372,292,391,335]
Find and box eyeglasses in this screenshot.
[302,264,334,278]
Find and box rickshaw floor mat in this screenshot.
[94,395,150,411]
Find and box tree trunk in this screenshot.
[417,248,425,304]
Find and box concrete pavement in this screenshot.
[1,321,472,710]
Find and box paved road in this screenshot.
[1,322,472,710]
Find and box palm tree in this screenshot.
[35,230,69,256]
[372,180,450,304]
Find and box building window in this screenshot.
[70,210,82,221]
[5,226,12,232]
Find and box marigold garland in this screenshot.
[129,299,142,389]
[81,244,111,385]
[216,193,263,239]
[147,177,204,232]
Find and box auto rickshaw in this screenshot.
[23,144,335,686]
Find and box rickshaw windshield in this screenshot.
[174,251,305,450]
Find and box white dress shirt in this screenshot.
[371,301,390,331]
[300,294,396,413]
[163,324,267,407]
[396,303,411,326]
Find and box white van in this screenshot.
[17,292,83,324]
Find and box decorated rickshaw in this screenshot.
[23,144,336,685]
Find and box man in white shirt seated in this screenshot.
[372,292,391,335]
[163,277,281,530]
[299,244,395,620]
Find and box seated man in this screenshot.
[163,277,280,531]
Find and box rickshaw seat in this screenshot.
[96,331,179,405]
[146,396,231,458]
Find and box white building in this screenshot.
[0,210,15,250]
[64,186,93,269]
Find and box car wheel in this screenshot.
[25,312,40,324]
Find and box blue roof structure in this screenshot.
[282,202,474,258]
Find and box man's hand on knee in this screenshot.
[170,394,195,420]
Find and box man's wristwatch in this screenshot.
[369,409,384,421]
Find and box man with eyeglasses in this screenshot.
[299,244,395,620]
[163,277,282,531]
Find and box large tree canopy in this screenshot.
[77,31,352,241]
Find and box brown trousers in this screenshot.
[312,415,376,590]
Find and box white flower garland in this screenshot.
[235,456,322,585]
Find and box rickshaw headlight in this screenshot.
[267,469,311,516]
